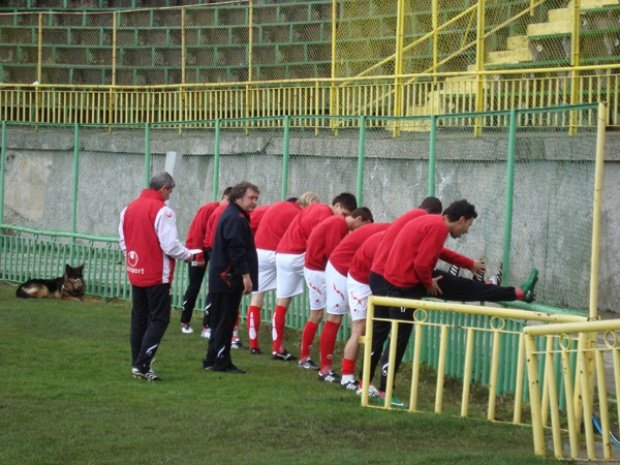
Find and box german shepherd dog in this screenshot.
[16,264,85,301]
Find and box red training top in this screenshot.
[185,201,219,249]
[383,214,473,289]
[371,208,427,276]
[203,203,227,250]
[119,189,190,286]
[254,201,302,251]
[349,231,386,285]
[328,222,390,276]
[276,203,333,255]
[250,204,270,236]
[304,215,351,271]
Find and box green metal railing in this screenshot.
[1,105,602,384]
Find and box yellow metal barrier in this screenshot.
[361,296,586,413]
[525,319,620,460]
[360,296,620,460]
[1,64,619,128]
[1,1,619,128]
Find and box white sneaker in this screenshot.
[181,324,194,334]
[356,384,380,399]
[200,326,211,339]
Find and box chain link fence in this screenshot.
[0,105,605,316]
[3,0,618,86]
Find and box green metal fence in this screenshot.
[0,104,601,395]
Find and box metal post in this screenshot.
[0,122,6,225]
[212,119,221,200]
[356,115,366,205]
[244,1,254,135]
[432,0,438,81]
[71,123,80,262]
[281,115,290,199]
[569,0,581,136]
[329,0,337,129]
[474,0,486,137]
[144,123,151,187]
[428,115,437,196]
[502,108,517,284]
[181,8,186,85]
[589,103,607,320]
[392,0,405,137]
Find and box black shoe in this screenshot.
[213,365,246,374]
[298,358,320,370]
[272,350,297,361]
[318,370,341,384]
[249,348,262,355]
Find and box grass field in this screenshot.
[0,283,561,465]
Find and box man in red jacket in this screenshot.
[119,171,200,381]
[179,186,232,334]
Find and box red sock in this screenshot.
[319,320,341,373]
[515,288,525,300]
[271,305,287,353]
[247,305,261,350]
[341,357,356,376]
[300,321,319,361]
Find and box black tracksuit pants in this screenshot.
[130,283,171,372]
[368,270,519,390]
[180,261,208,325]
[204,291,243,370]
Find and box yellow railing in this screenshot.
[360,297,586,419]
[525,319,620,460]
[0,1,619,127]
[1,64,618,129]
[361,297,620,461]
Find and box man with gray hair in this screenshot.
[119,171,200,381]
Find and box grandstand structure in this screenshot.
[0,0,618,127]
[1,2,620,461]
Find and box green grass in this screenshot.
[0,283,561,465]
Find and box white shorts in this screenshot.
[347,274,372,321]
[325,261,349,316]
[255,249,277,293]
[303,267,326,311]
[276,252,306,299]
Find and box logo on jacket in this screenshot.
[127,250,139,267]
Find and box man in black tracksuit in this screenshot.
[203,181,260,374]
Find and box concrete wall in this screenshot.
[2,126,619,312]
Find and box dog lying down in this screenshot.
[16,264,85,301]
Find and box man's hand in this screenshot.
[472,259,486,279]
[242,274,253,294]
[426,275,443,296]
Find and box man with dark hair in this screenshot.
[179,186,232,334]
[299,207,374,375]
[203,181,260,374]
[119,171,198,381]
[272,192,357,361]
[373,199,538,404]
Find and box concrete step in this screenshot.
[527,20,572,36]
[506,35,529,51]
[568,0,619,7]
[488,48,533,64]
[548,7,574,23]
